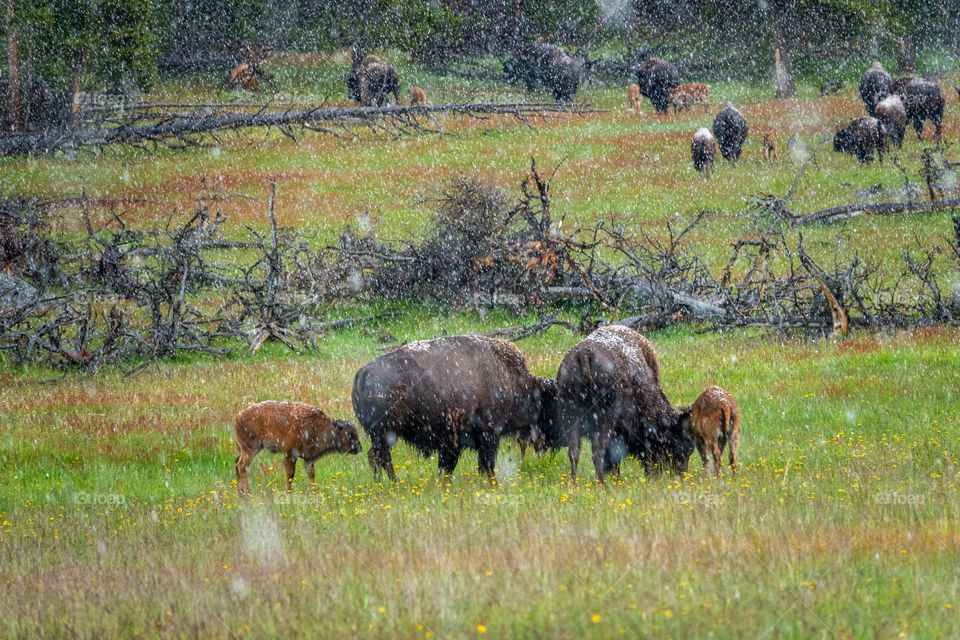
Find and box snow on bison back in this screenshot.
[556,325,693,484]
[351,335,556,481]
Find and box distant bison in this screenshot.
[833,117,885,163]
[875,95,907,147]
[352,335,557,481]
[892,77,944,142]
[504,43,581,102]
[627,83,641,112]
[761,129,779,162]
[556,325,693,484]
[691,128,717,178]
[859,61,891,117]
[234,401,362,494]
[409,85,427,106]
[713,103,748,162]
[669,82,709,112]
[635,57,679,113]
[347,54,401,107]
[683,386,740,476]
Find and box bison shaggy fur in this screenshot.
[892,77,944,142]
[833,117,885,163]
[347,55,401,107]
[352,335,556,481]
[504,43,581,102]
[859,61,891,117]
[635,57,679,114]
[234,401,361,494]
[556,325,693,484]
[712,103,748,162]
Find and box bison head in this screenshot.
[332,418,363,455]
[665,408,695,474]
[833,127,852,154]
[532,376,561,451]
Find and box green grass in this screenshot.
[2,53,960,638]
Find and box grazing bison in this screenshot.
[859,61,891,116]
[352,335,557,481]
[669,82,709,113]
[627,83,641,112]
[683,386,741,476]
[875,95,907,147]
[833,117,886,163]
[556,325,693,484]
[409,85,427,106]
[691,128,717,178]
[234,401,362,494]
[712,103,748,162]
[892,77,944,142]
[504,43,581,102]
[347,54,401,107]
[635,57,679,113]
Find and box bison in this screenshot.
[627,83,641,112]
[504,43,581,102]
[875,94,907,148]
[409,85,427,106]
[234,401,362,494]
[682,386,741,476]
[669,82,709,113]
[712,103,748,162]
[635,57,679,114]
[859,61,891,117]
[892,77,944,142]
[833,117,885,163]
[347,54,400,107]
[352,335,557,481]
[556,325,693,484]
[691,128,717,178]
[761,129,779,162]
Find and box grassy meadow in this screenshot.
[2,53,960,638]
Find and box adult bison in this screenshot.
[859,61,891,117]
[556,325,693,484]
[892,77,944,142]
[833,117,885,163]
[713,103,748,162]
[347,54,400,107]
[504,43,581,102]
[352,335,557,481]
[634,57,678,113]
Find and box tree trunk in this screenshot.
[512,0,522,53]
[5,0,21,132]
[897,37,916,73]
[769,1,795,99]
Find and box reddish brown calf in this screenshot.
[685,386,740,476]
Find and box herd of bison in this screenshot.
[348,43,950,175]
[234,326,741,493]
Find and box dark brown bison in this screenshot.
[691,127,717,178]
[892,77,944,142]
[833,117,886,163]
[352,335,557,481]
[875,95,907,148]
[556,325,693,484]
[234,401,362,494]
[712,103,748,162]
[635,57,679,113]
[504,43,581,102]
[682,386,741,476]
[859,61,891,117]
[347,54,400,107]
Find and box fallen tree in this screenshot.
[0,101,594,156]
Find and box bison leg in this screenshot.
[728,429,740,476]
[438,446,461,478]
[695,439,710,476]
[236,447,255,495]
[590,431,612,485]
[933,117,943,144]
[284,454,297,491]
[476,431,499,480]
[567,435,581,485]
[911,116,924,140]
[710,440,724,477]
[306,460,316,484]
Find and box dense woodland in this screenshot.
[2,0,960,131]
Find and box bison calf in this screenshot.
[761,129,779,162]
[234,401,362,494]
[682,386,740,476]
[409,85,427,106]
[875,95,907,148]
[691,128,717,178]
[627,83,641,112]
[670,83,709,113]
[833,117,885,164]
